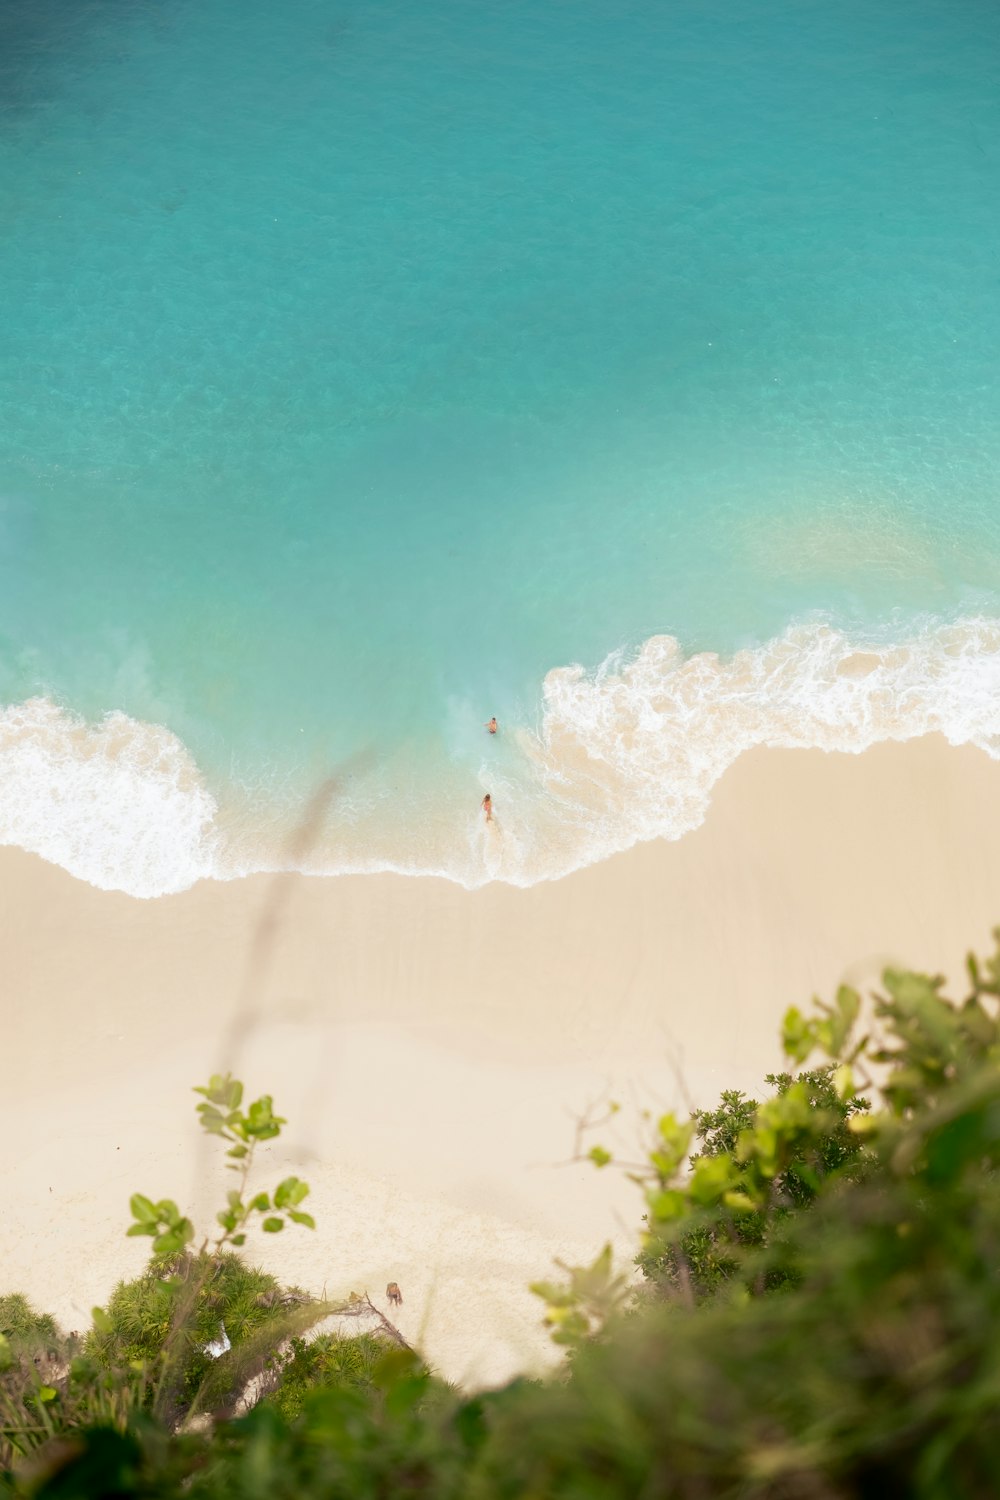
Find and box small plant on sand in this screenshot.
[88,1074,323,1423]
[1,1075,404,1467]
[124,1073,315,1257]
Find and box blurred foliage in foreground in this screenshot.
[6,934,1000,1497]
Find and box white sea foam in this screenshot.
[514,617,1000,882]
[4,618,1000,896]
[0,698,217,897]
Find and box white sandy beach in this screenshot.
[4,735,1000,1387]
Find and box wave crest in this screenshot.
[4,618,1000,895]
[522,619,1000,870]
[0,698,217,897]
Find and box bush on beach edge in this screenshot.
[5,934,1000,1497]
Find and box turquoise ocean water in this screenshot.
[2,0,1000,894]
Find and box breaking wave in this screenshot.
[0,698,217,896]
[515,617,1000,881]
[4,617,1000,897]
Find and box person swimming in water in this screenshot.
[482,793,493,822]
[485,716,497,734]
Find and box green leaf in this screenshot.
[781,1006,816,1064]
[287,1209,316,1229]
[244,1095,286,1140]
[152,1217,193,1255]
[646,1188,688,1223]
[126,1222,157,1238]
[836,985,861,1030]
[882,968,946,1007]
[196,1103,228,1136]
[688,1154,736,1206]
[91,1306,113,1335]
[723,1190,759,1212]
[194,1074,243,1110]
[580,1243,614,1288]
[36,1386,58,1404]
[549,1309,590,1346]
[371,1347,423,1394]
[529,1279,572,1306]
[385,1371,432,1420]
[650,1114,694,1180]
[833,1063,855,1101]
[588,1146,612,1168]
[230,1233,247,1247]
[129,1193,158,1224]
[0,1334,13,1373]
[226,1144,248,1160]
[261,1216,284,1232]
[787,1159,821,1194]
[274,1176,309,1209]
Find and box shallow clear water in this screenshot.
[2,0,1000,893]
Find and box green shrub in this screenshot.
[87,1251,295,1414]
[266,1332,386,1421]
[0,1298,58,1354]
[10,938,1000,1497]
[481,1065,1000,1498]
[0,1298,65,1472]
[637,1066,872,1296]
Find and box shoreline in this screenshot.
[5,735,1000,1387]
[6,614,1000,898]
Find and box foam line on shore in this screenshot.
[3,617,1000,897]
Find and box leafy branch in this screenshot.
[538,931,1000,1346]
[111,1073,318,1422]
[125,1073,315,1257]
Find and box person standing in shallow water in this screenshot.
[482,793,493,822]
[485,716,497,734]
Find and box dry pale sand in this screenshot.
[3,735,1000,1387]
